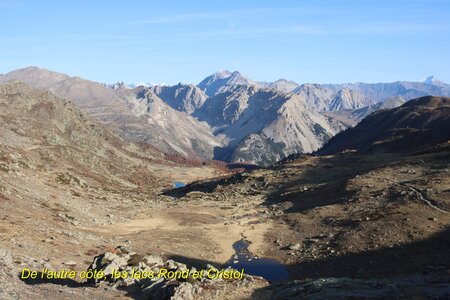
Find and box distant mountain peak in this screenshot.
[0,66,71,90]
[423,76,444,85]
[135,82,151,87]
[109,81,133,90]
[274,78,290,83]
[328,88,373,111]
[20,65,40,71]
[211,70,232,79]
[198,70,254,97]
[227,71,251,83]
[257,78,299,94]
[16,66,53,72]
[149,83,208,114]
[230,70,242,77]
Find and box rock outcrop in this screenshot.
[87,246,268,299]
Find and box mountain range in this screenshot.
[1,66,449,165]
[0,67,221,160]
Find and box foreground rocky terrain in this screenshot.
[3,143,448,299]
[165,143,450,298]
[10,141,448,299]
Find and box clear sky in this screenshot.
[1,0,450,85]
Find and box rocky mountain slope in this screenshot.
[0,67,220,160]
[324,96,406,126]
[318,96,450,155]
[111,87,222,158]
[227,95,345,165]
[149,83,208,114]
[194,85,257,128]
[293,83,336,112]
[0,81,192,185]
[293,84,375,112]
[258,79,299,94]
[0,66,70,89]
[0,67,123,111]
[328,88,374,111]
[194,85,345,165]
[197,70,255,97]
[349,96,406,122]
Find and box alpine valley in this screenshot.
[0,67,449,299]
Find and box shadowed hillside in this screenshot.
[318,96,450,155]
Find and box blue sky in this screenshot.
[1,0,450,84]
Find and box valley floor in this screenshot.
[1,144,449,299]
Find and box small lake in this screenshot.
[225,239,288,282]
[174,182,186,188]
